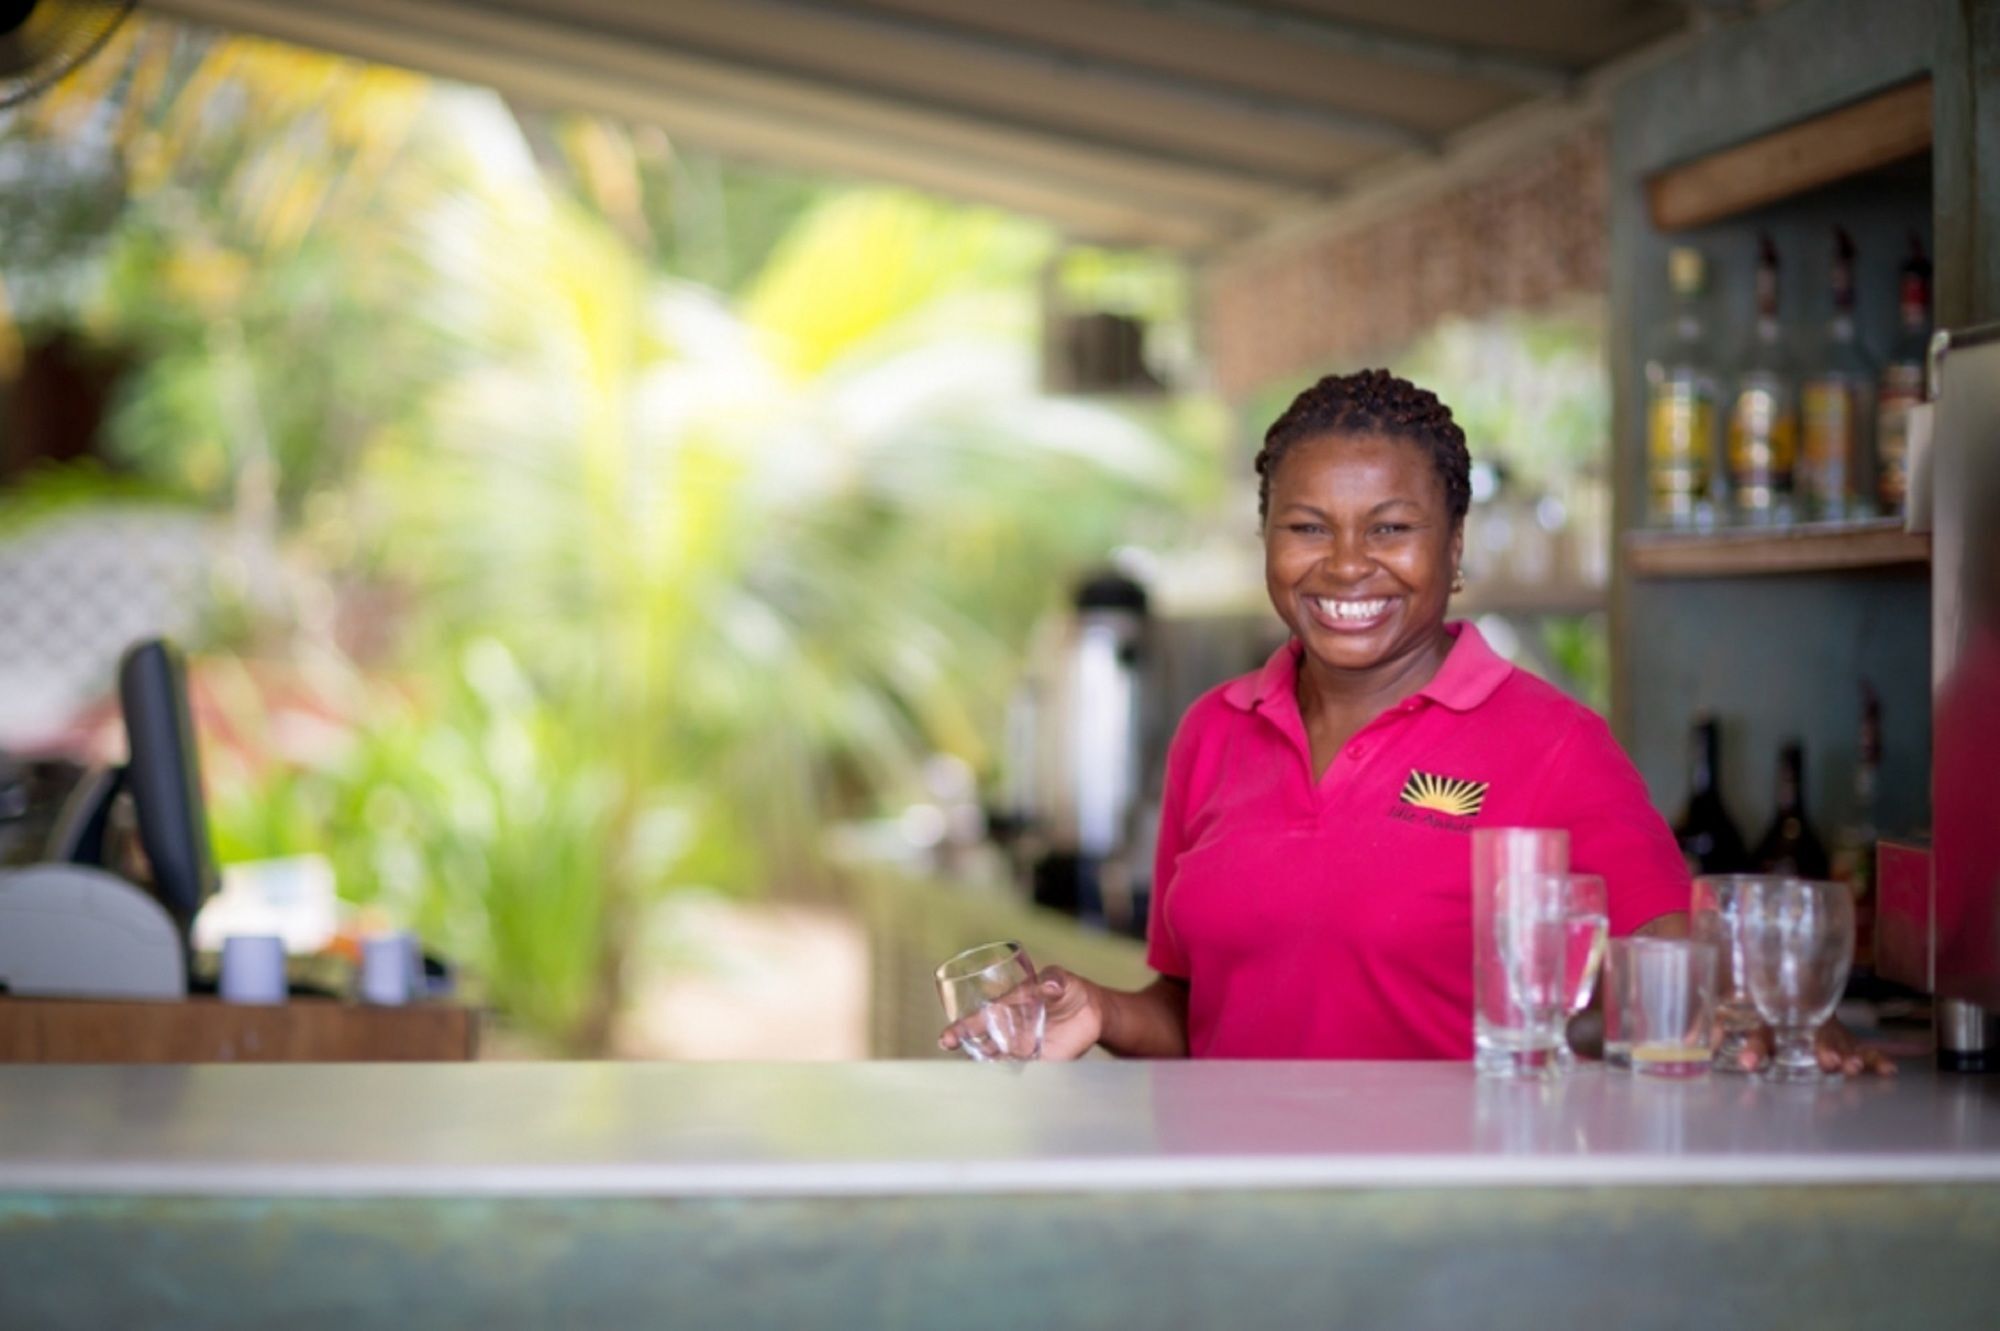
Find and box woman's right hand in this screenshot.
[937,964,1104,1061]
[1033,966,1105,1061]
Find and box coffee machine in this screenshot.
[998,568,1154,934]
[995,565,1282,936]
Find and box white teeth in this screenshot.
[1316,597,1391,621]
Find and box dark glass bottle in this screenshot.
[1675,717,1748,874]
[1754,740,1830,877]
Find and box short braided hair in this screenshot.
[1255,368,1471,527]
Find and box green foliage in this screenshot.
[1539,613,1611,715]
[0,460,180,536]
[208,641,714,1048]
[1393,311,1608,490]
[15,17,1205,1050]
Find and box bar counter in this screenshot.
[5,1061,2000,1327]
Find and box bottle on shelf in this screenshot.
[1798,227,1877,523]
[1832,685,1884,975]
[1727,232,1800,526]
[1874,233,1933,519]
[1675,715,1749,874]
[1644,246,1721,530]
[1754,739,1830,878]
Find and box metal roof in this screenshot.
[152,0,1688,249]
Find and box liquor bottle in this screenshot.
[1798,227,1877,522]
[1832,685,1884,973]
[1727,232,1799,525]
[1675,716,1748,874]
[1754,740,1830,878]
[1644,247,1721,529]
[1875,234,1932,518]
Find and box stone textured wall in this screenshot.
[1201,124,1609,398]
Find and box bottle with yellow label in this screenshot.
[1727,232,1798,525]
[1798,227,1876,522]
[1644,247,1719,529]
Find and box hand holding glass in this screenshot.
[1740,878,1854,1083]
[936,941,1046,1062]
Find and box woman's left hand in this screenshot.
[1736,1019,1899,1077]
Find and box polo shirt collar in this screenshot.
[1222,621,1512,715]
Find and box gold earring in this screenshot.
[1451,567,1466,595]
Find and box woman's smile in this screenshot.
[1303,593,1400,635]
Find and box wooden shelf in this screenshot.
[1647,79,1932,231]
[1625,520,1930,578]
[0,996,479,1063]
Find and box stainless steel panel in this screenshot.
[1929,323,2000,1011]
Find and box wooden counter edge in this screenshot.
[0,996,479,1063]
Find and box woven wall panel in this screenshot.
[1202,124,1609,398]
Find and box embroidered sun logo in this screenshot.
[1400,770,1489,818]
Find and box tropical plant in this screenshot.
[336,161,1189,1049]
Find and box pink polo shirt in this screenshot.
[1146,622,1688,1060]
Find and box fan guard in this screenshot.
[0,0,136,112]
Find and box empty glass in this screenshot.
[1602,937,1639,1069]
[1692,874,1778,1073]
[1740,878,1855,1083]
[935,941,1046,1062]
[1472,829,1571,1079]
[1621,938,1718,1078]
[1541,874,1607,1070]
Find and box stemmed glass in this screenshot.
[1692,874,1780,1073]
[1552,874,1608,1070]
[935,941,1047,1062]
[1739,878,1855,1083]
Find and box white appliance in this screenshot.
[0,863,188,1000]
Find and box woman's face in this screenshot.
[1263,430,1462,677]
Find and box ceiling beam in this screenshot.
[164,0,1334,195]
[719,0,1439,154]
[149,0,1278,247]
[1102,0,1578,97]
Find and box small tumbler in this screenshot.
[1621,938,1718,1079]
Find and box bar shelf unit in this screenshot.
[1607,0,1944,848]
[1625,520,1930,578]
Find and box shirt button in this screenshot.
[1347,743,1367,759]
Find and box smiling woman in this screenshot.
[944,368,1694,1063]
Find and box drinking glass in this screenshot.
[1472,829,1571,1079]
[1739,878,1855,1083]
[1622,938,1718,1078]
[1537,874,1607,1070]
[1691,874,1781,1073]
[935,941,1046,1062]
[1602,937,1639,1069]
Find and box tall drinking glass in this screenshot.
[1692,874,1780,1073]
[1472,829,1571,1079]
[936,941,1046,1062]
[1739,878,1855,1083]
